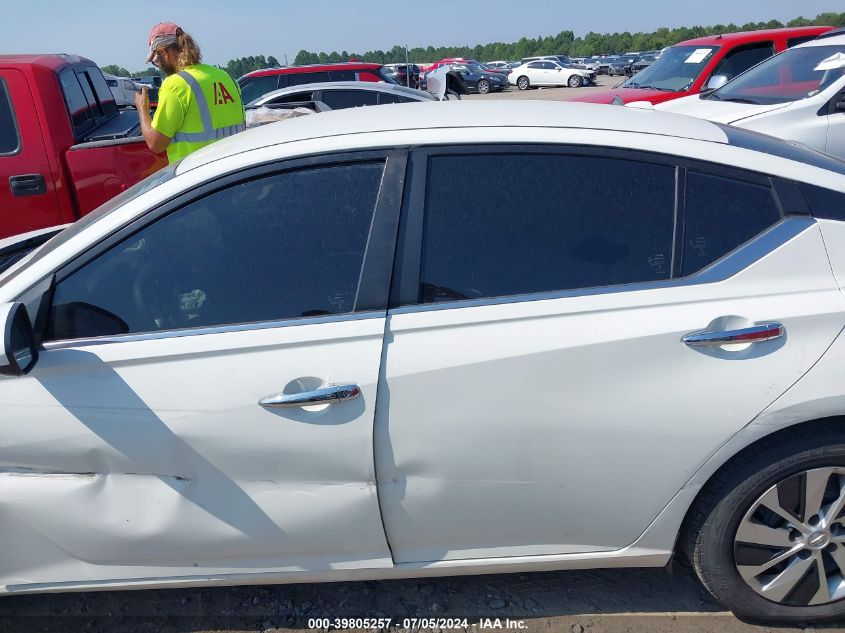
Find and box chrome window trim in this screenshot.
[388,217,814,316]
[41,310,385,350]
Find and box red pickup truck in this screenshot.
[574,26,834,106]
[0,54,166,240]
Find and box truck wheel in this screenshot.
[685,427,845,622]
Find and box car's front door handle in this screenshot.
[258,384,361,409]
[682,322,785,347]
[9,174,47,197]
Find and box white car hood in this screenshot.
[654,95,791,125]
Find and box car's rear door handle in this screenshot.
[9,174,47,197]
[259,384,361,409]
[682,322,785,347]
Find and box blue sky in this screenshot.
[0,0,840,70]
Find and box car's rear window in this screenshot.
[0,77,20,155]
[58,67,119,140]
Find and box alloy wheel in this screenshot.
[734,467,845,606]
[477,80,490,94]
[517,76,529,90]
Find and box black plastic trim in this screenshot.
[355,150,408,311]
[771,178,811,217]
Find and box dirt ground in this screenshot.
[4,73,844,633]
[3,561,845,633]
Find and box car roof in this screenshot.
[678,25,833,47]
[244,62,382,79]
[252,81,435,105]
[795,32,845,48]
[0,53,95,71]
[179,100,730,173]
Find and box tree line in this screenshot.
[102,10,845,80]
[101,55,280,80]
[294,11,845,65]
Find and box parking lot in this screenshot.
[464,74,621,101]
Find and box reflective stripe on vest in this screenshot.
[172,71,245,143]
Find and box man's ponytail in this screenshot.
[172,32,202,70]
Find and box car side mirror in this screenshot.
[706,74,729,91]
[0,302,38,377]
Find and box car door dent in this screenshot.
[0,317,393,587]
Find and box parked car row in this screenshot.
[575,25,835,105]
[642,29,845,160]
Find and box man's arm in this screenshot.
[134,86,171,154]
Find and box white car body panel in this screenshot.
[103,73,139,108]
[2,102,845,593]
[508,62,589,87]
[375,220,845,562]
[0,316,393,589]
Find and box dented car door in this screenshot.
[0,153,403,589]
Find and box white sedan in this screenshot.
[509,59,595,89]
[3,102,845,623]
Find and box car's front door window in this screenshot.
[47,162,386,341]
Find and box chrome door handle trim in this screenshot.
[259,384,361,409]
[682,322,785,347]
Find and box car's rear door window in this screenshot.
[286,72,330,87]
[418,153,675,304]
[680,171,781,276]
[59,68,95,138]
[320,90,380,109]
[47,161,386,340]
[0,77,20,155]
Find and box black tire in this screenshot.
[517,76,530,91]
[684,424,845,622]
[476,79,490,95]
[568,75,583,88]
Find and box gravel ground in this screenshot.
[7,562,843,633]
[5,72,844,633]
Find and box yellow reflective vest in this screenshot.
[151,64,246,164]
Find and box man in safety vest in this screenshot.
[135,22,246,164]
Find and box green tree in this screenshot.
[101,64,130,77]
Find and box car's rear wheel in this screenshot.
[477,80,491,95]
[685,428,845,622]
[517,76,530,90]
[568,75,583,88]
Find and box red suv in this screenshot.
[574,26,834,106]
[238,62,396,104]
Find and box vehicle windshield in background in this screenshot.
[710,44,845,105]
[623,45,719,91]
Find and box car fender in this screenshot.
[630,294,845,554]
